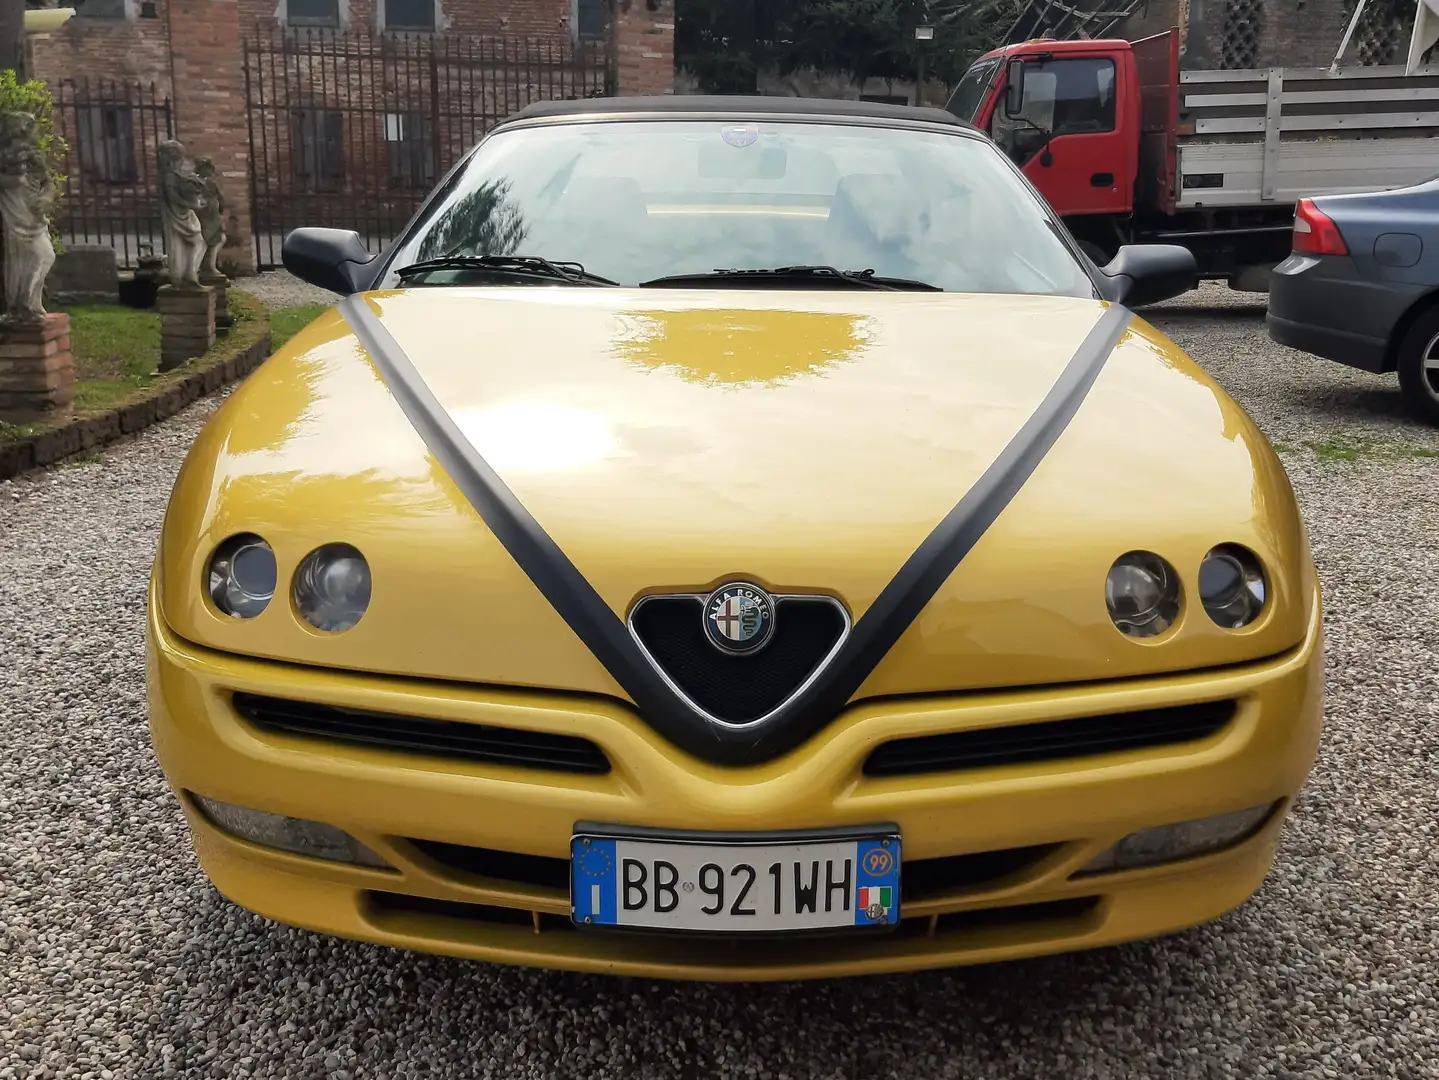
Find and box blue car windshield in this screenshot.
[382,118,1095,297]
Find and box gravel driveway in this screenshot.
[2,280,1436,1079]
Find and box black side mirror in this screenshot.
[1003,59,1025,117]
[1096,244,1198,307]
[281,227,382,296]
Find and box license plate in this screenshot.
[569,824,901,933]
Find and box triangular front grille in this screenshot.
[628,595,849,726]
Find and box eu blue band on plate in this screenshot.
[571,837,619,923]
[854,838,902,926]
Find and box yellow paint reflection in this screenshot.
[453,401,621,472]
[613,308,875,386]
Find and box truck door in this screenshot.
[989,55,1133,218]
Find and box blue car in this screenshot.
[1267,179,1439,426]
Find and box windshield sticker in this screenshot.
[720,124,759,148]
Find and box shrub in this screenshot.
[0,69,69,236]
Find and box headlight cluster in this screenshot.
[1105,545,1268,639]
[206,534,372,632]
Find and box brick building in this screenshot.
[25,0,677,272]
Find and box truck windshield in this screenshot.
[946,57,1002,124]
[381,118,1095,298]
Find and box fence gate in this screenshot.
[242,28,612,269]
[52,79,174,270]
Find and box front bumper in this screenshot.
[147,577,1324,981]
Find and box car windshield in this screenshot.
[381,118,1095,297]
[946,57,1001,125]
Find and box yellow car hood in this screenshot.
[158,287,1313,714]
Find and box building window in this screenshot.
[385,111,434,188]
[290,108,344,192]
[575,0,604,40]
[287,0,339,28]
[385,0,434,31]
[75,104,137,184]
[74,0,128,17]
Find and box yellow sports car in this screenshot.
[147,96,1322,981]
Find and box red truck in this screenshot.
[946,30,1439,289]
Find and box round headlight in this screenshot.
[207,533,277,619]
[1199,544,1266,628]
[292,543,371,632]
[1105,551,1181,638]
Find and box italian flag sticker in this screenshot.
[858,886,892,911]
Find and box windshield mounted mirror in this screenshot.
[1003,59,1026,117]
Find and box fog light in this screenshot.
[191,794,390,868]
[1076,802,1279,875]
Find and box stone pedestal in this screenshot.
[201,271,231,332]
[157,284,215,372]
[0,314,74,424]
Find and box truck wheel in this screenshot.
[1395,306,1439,426]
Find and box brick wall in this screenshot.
[167,0,256,273]
[237,0,578,38]
[1115,0,1356,69]
[614,0,674,95]
[29,0,174,94]
[27,0,665,270]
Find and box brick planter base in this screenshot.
[202,272,232,332]
[0,314,74,424]
[158,284,216,371]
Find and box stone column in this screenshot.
[615,0,675,95]
[201,271,231,332]
[157,284,216,372]
[0,314,74,424]
[167,0,254,275]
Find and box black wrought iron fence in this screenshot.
[243,28,613,269]
[51,78,173,269]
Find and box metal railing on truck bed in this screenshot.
[1176,63,1439,208]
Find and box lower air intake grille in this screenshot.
[630,596,846,724]
[232,693,610,775]
[864,700,1238,777]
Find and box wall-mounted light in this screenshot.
[24,8,76,33]
[914,24,934,41]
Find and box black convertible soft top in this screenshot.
[501,94,968,130]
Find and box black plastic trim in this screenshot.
[339,295,1133,765]
[864,699,1237,777]
[232,692,610,774]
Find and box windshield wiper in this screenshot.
[638,266,942,291]
[392,254,619,286]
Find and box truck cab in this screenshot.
[947,38,1149,263]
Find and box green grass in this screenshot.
[66,304,163,411]
[1298,435,1439,462]
[270,303,328,352]
[0,292,271,448]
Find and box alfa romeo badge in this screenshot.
[703,582,776,655]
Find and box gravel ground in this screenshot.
[1,278,1437,1079]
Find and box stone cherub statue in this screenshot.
[194,155,226,280]
[0,111,57,325]
[156,139,208,289]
